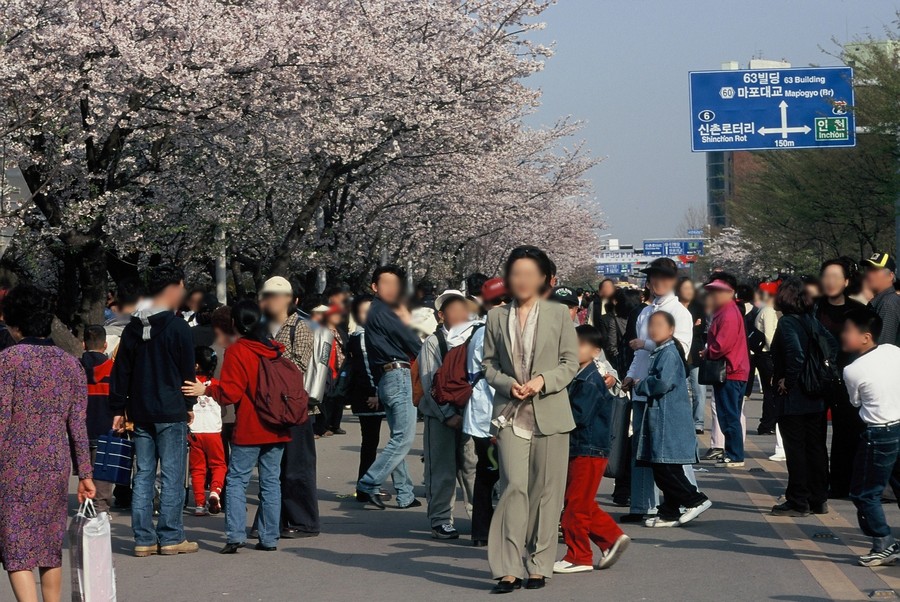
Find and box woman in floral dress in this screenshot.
[0,285,95,602]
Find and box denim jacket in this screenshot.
[634,340,698,464]
[566,365,614,458]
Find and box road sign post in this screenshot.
[689,67,855,152]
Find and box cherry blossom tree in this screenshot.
[1,0,600,328]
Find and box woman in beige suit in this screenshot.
[483,246,579,593]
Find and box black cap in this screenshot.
[550,286,579,307]
[864,252,896,273]
[640,257,679,278]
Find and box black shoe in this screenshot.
[249,529,259,540]
[811,502,829,515]
[757,428,776,436]
[254,543,277,552]
[524,577,546,590]
[331,428,347,435]
[472,539,488,547]
[432,524,460,540]
[398,498,422,509]
[695,428,704,435]
[702,448,725,461]
[771,502,810,517]
[619,513,649,523]
[219,542,242,555]
[365,494,386,510]
[611,496,631,508]
[491,579,522,594]
[281,528,319,539]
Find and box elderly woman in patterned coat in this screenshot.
[0,285,95,602]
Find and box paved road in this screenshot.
[5,395,900,601]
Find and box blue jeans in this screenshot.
[132,422,187,547]
[713,380,746,462]
[357,368,416,507]
[687,367,706,430]
[226,443,285,547]
[850,424,900,549]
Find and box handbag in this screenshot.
[69,499,117,602]
[92,431,134,486]
[604,395,633,479]
[697,358,727,385]
[304,327,335,407]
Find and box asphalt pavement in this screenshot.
[4,394,900,601]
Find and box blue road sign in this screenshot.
[687,228,704,237]
[643,240,704,257]
[690,67,855,152]
[596,263,633,276]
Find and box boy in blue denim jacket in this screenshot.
[554,325,630,574]
[635,312,710,528]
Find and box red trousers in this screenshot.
[189,432,227,507]
[561,456,624,566]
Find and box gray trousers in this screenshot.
[423,416,476,528]
[488,428,569,579]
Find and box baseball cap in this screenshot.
[481,278,508,302]
[758,280,781,296]
[311,304,330,313]
[704,277,735,293]
[434,289,467,312]
[549,286,579,307]
[260,276,293,297]
[864,252,896,273]
[640,257,679,278]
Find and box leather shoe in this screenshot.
[525,577,546,590]
[365,494,386,510]
[254,543,277,552]
[491,578,522,594]
[281,528,318,539]
[219,542,242,555]
[398,498,422,509]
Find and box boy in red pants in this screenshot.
[554,325,630,574]
[189,346,227,516]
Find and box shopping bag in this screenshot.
[92,431,134,486]
[604,396,632,479]
[68,500,116,602]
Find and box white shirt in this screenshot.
[844,345,900,425]
[626,293,693,401]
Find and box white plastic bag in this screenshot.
[68,499,117,602]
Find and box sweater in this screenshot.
[706,301,750,381]
[110,308,197,423]
[80,351,114,441]
[206,337,293,446]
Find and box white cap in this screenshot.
[434,289,467,311]
[259,276,293,297]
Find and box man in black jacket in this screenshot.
[111,265,199,557]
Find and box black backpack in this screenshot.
[794,315,841,397]
[744,306,766,355]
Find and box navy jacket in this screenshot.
[567,364,614,458]
[364,297,422,383]
[110,309,197,424]
[80,351,113,441]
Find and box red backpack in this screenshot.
[254,352,309,430]
[431,324,483,409]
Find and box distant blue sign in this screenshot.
[596,263,632,276]
[690,67,855,152]
[687,229,704,237]
[643,240,704,257]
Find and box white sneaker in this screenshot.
[193,505,209,517]
[678,500,712,526]
[597,534,630,569]
[644,516,680,528]
[553,560,593,574]
[769,453,786,462]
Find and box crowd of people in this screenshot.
[1,246,900,599]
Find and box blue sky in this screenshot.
[527,0,900,244]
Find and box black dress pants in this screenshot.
[756,353,777,432]
[356,415,384,490]
[471,436,500,541]
[778,411,829,511]
[826,388,865,498]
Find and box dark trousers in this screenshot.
[744,355,757,398]
[850,424,900,543]
[651,463,707,519]
[827,388,866,498]
[471,436,499,541]
[327,396,344,431]
[612,435,632,503]
[356,415,384,489]
[756,353,777,432]
[714,380,746,461]
[778,411,829,511]
[219,423,234,509]
[266,419,319,533]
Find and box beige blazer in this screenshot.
[483,300,579,436]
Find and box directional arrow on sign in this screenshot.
[759,101,812,138]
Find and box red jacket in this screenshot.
[207,337,292,446]
[706,300,750,381]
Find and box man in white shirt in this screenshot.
[842,307,900,567]
[620,258,695,522]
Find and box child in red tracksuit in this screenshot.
[554,325,630,574]
[189,346,227,516]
